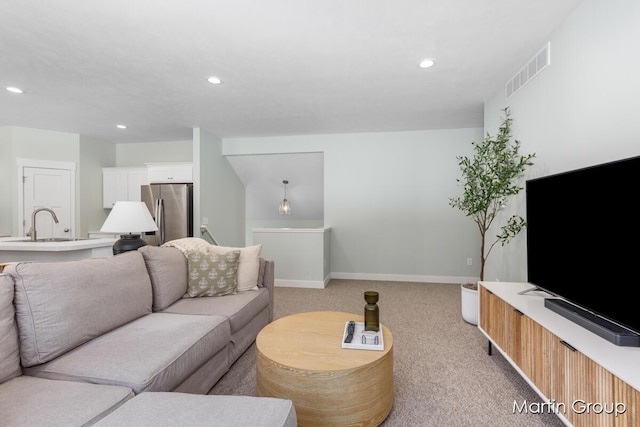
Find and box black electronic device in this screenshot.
[344,321,355,343]
[526,155,640,346]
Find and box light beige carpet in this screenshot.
[209,279,565,426]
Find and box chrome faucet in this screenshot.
[28,208,59,241]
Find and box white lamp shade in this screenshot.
[100,201,158,234]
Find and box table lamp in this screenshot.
[100,201,158,255]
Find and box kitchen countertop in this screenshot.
[0,237,117,252]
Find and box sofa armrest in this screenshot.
[258,258,275,322]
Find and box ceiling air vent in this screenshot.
[505,42,550,99]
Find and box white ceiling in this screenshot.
[1,1,583,221]
[0,0,583,143]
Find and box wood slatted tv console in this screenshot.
[478,281,640,426]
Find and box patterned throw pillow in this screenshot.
[184,249,241,298]
[207,244,262,292]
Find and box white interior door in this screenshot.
[22,167,73,239]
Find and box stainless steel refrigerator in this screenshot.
[141,183,193,246]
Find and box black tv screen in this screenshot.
[526,155,640,337]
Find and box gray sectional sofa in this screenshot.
[0,246,296,427]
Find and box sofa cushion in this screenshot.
[185,249,240,297]
[163,288,270,334]
[207,244,262,291]
[0,375,133,427]
[138,245,188,310]
[0,274,21,384]
[23,313,231,394]
[5,251,152,367]
[93,392,297,427]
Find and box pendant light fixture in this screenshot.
[278,180,292,215]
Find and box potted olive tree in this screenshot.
[449,107,535,324]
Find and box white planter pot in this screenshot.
[461,284,478,325]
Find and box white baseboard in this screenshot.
[330,272,478,284]
[275,277,329,289]
[275,273,478,288]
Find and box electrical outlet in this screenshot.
[467,258,473,266]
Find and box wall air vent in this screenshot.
[505,42,550,99]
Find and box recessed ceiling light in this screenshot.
[6,86,24,94]
[116,124,127,129]
[418,58,436,69]
[207,76,222,85]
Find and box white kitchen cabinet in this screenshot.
[146,162,193,183]
[102,167,149,208]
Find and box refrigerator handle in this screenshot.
[155,198,164,245]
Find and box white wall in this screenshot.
[195,128,246,247]
[0,130,195,238]
[113,133,245,246]
[0,126,81,236]
[226,151,325,227]
[483,0,640,282]
[253,227,331,288]
[7,0,630,284]
[0,127,13,236]
[225,127,483,283]
[115,140,192,166]
[79,135,115,237]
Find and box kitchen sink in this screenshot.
[37,238,89,242]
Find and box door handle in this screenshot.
[64,228,70,232]
[559,340,577,352]
[155,198,164,245]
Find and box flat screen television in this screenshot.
[526,155,640,346]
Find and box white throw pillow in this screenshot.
[207,244,262,291]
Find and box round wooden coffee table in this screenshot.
[256,311,394,426]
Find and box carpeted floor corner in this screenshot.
[209,280,565,426]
